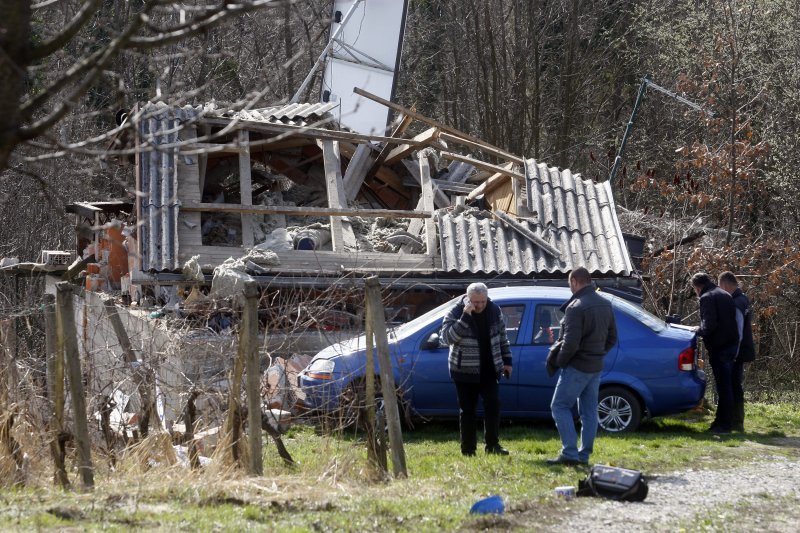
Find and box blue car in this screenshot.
[299,287,706,432]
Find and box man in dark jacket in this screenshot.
[547,267,617,466]
[718,271,755,432]
[441,282,512,456]
[691,272,740,434]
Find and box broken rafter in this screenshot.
[181,201,432,219]
[353,87,520,163]
[438,132,524,164]
[494,210,561,259]
[466,162,517,201]
[366,110,415,178]
[383,127,440,166]
[440,151,525,181]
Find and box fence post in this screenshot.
[44,293,69,488]
[364,276,407,478]
[363,293,387,474]
[242,281,263,475]
[56,282,94,490]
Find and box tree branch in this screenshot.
[28,0,103,61]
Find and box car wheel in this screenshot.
[598,386,641,433]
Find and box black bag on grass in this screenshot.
[577,465,648,502]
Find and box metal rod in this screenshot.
[608,76,649,189]
[290,0,364,103]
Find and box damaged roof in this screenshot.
[437,159,633,277]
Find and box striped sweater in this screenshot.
[440,299,512,383]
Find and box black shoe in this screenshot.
[485,445,510,456]
[546,455,585,466]
[707,426,731,435]
[462,449,476,457]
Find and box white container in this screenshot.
[554,486,576,500]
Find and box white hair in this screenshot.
[466,282,489,297]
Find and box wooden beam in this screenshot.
[322,140,357,251]
[440,151,524,181]
[418,153,438,256]
[202,117,424,147]
[467,163,516,201]
[438,131,524,164]
[494,209,561,259]
[342,144,373,202]
[239,130,254,247]
[383,128,440,166]
[353,87,521,162]
[181,202,431,219]
[366,111,414,178]
[402,159,450,209]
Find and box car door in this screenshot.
[409,302,529,416]
[517,301,566,415]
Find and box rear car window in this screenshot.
[612,296,666,333]
[532,304,564,344]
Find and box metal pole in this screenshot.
[290,0,364,103]
[608,76,650,189]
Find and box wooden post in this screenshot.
[417,152,438,256]
[322,139,346,251]
[242,281,263,475]
[184,389,200,470]
[364,277,407,478]
[44,293,69,488]
[363,294,387,474]
[56,282,94,490]
[239,130,255,248]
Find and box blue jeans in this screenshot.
[550,367,601,462]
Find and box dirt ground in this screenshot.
[502,438,800,532]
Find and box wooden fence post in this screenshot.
[56,282,94,490]
[43,293,69,488]
[363,293,387,473]
[242,281,263,475]
[364,277,407,478]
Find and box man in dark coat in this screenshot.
[547,267,617,466]
[691,272,740,434]
[718,271,756,432]
[441,282,512,456]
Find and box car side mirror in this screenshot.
[423,332,442,350]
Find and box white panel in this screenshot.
[331,0,406,69]
[323,57,394,136]
[321,0,408,136]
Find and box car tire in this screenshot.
[598,386,641,433]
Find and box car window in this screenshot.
[532,304,565,345]
[501,304,526,345]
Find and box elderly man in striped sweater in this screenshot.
[441,282,513,456]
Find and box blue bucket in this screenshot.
[469,495,504,514]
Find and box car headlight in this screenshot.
[306,358,335,380]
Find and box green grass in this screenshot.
[1,402,799,532]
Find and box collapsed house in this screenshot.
[0,97,642,439]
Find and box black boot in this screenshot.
[733,402,745,432]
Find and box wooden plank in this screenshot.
[383,128,440,166]
[440,151,525,181]
[466,163,517,201]
[401,160,450,209]
[238,130,255,248]
[364,277,407,478]
[56,283,94,490]
[438,131,524,164]
[177,245,441,273]
[44,293,69,488]
[241,281,263,476]
[353,87,522,163]
[418,153,438,256]
[366,111,414,178]
[494,210,561,259]
[181,201,431,219]
[202,117,424,147]
[322,140,345,251]
[342,144,374,202]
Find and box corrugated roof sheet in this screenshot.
[226,101,338,126]
[437,158,633,277]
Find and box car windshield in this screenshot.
[611,295,666,332]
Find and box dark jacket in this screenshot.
[731,288,756,362]
[697,282,739,351]
[555,285,618,373]
[441,298,512,383]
